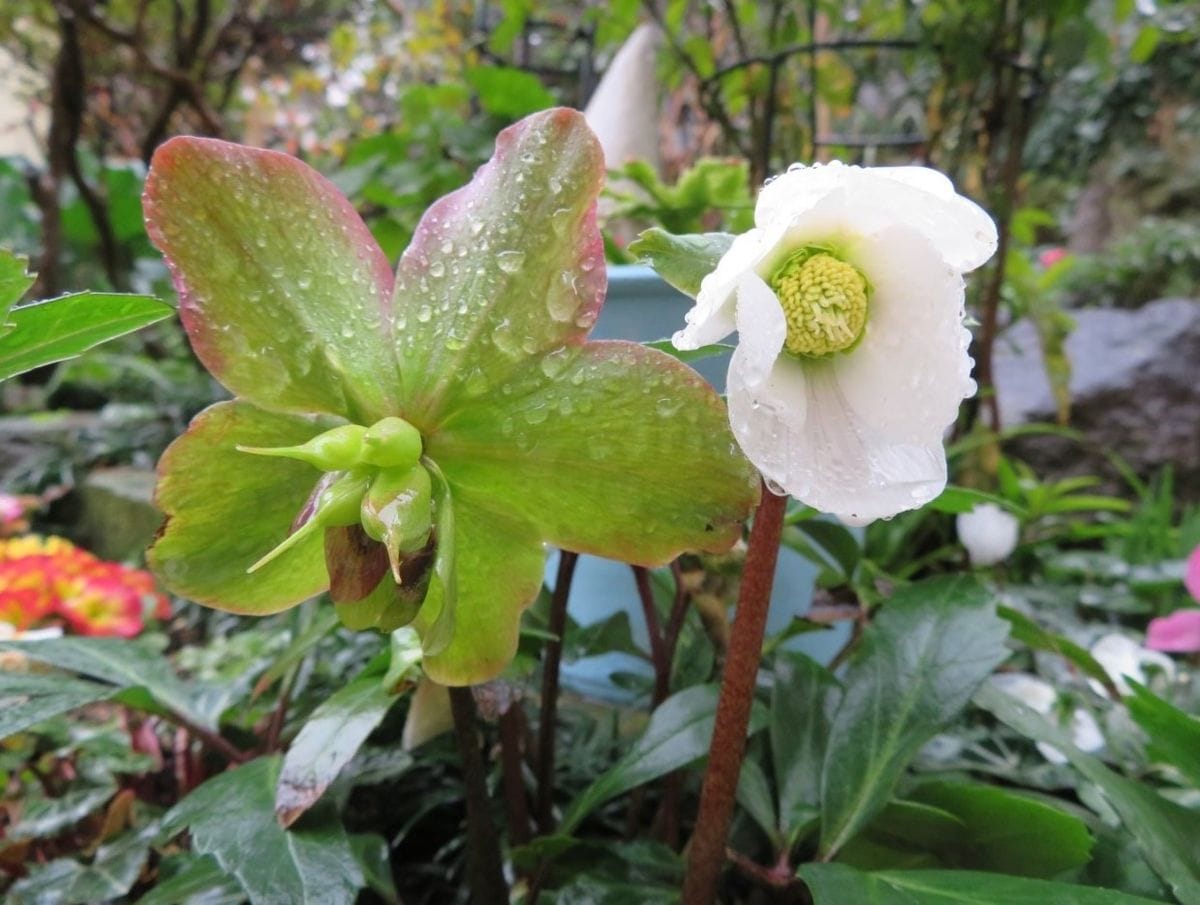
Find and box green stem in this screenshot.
[681,483,788,904]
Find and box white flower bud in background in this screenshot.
[989,672,1103,764]
[956,502,1020,566]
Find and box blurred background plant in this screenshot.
[2,1,1200,903]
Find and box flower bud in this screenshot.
[360,464,434,581]
[956,503,1019,566]
[247,469,371,573]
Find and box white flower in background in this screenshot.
[989,672,1104,765]
[673,162,996,524]
[1088,633,1176,697]
[956,502,1021,566]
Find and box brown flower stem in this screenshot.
[632,565,671,705]
[681,483,788,904]
[535,550,578,833]
[499,705,532,847]
[449,686,508,905]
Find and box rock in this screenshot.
[78,466,160,562]
[993,297,1200,498]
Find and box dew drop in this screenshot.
[416,305,433,323]
[497,250,526,274]
[430,260,446,278]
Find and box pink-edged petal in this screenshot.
[831,225,975,445]
[150,400,334,613]
[428,341,759,566]
[144,137,399,422]
[1146,610,1200,653]
[1186,546,1200,602]
[391,108,606,428]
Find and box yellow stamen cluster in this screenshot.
[769,250,869,358]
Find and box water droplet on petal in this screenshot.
[497,251,526,274]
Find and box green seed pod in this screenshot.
[247,469,371,574]
[237,423,367,471]
[360,464,434,581]
[359,416,423,468]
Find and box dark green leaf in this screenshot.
[0,292,172,381]
[135,853,245,905]
[976,682,1200,904]
[349,833,399,904]
[819,576,1010,858]
[788,520,860,578]
[736,757,780,845]
[0,636,215,729]
[276,670,397,826]
[561,684,768,833]
[10,827,153,905]
[771,651,839,840]
[164,756,364,905]
[909,781,1094,877]
[5,780,117,843]
[0,671,120,740]
[800,862,1170,904]
[1125,680,1200,788]
[628,228,735,297]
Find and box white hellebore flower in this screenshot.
[1088,633,1176,697]
[957,502,1020,566]
[989,672,1104,765]
[674,162,997,524]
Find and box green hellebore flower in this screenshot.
[145,108,760,685]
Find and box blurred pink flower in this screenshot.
[0,495,22,524]
[1186,545,1200,601]
[1038,247,1067,268]
[1146,610,1200,653]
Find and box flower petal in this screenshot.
[832,225,975,445]
[428,341,760,565]
[733,274,786,389]
[149,400,333,613]
[144,138,398,422]
[1146,609,1200,653]
[672,226,772,350]
[727,356,947,525]
[418,500,545,686]
[756,162,996,272]
[391,108,606,428]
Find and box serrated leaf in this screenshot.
[976,682,1200,904]
[800,862,1170,904]
[560,684,768,833]
[0,636,215,729]
[144,136,398,422]
[276,670,397,826]
[150,400,335,616]
[628,228,735,297]
[819,576,1010,859]
[10,826,154,905]
[164,756,363,905]
[0,292,172,381]
[0,671,120,740]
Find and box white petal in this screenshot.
[1088,633,1174,696]
[989,672,1057,714]
[832,225,975,446]
[755,163,997,273]
[1069,709,1105,753]
[673,227,771,349]
[733,274,786,389]
[957,503,1021,566]
[728,352,947,524]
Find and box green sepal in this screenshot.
[411,463,457,658]
[360,465,434,582]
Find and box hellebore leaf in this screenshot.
[0,247,35,323]
[429,340,759,565]
[392,108,606,426]
[144,137,399,423]
[628,228,735,298]
[150,400,335,612]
